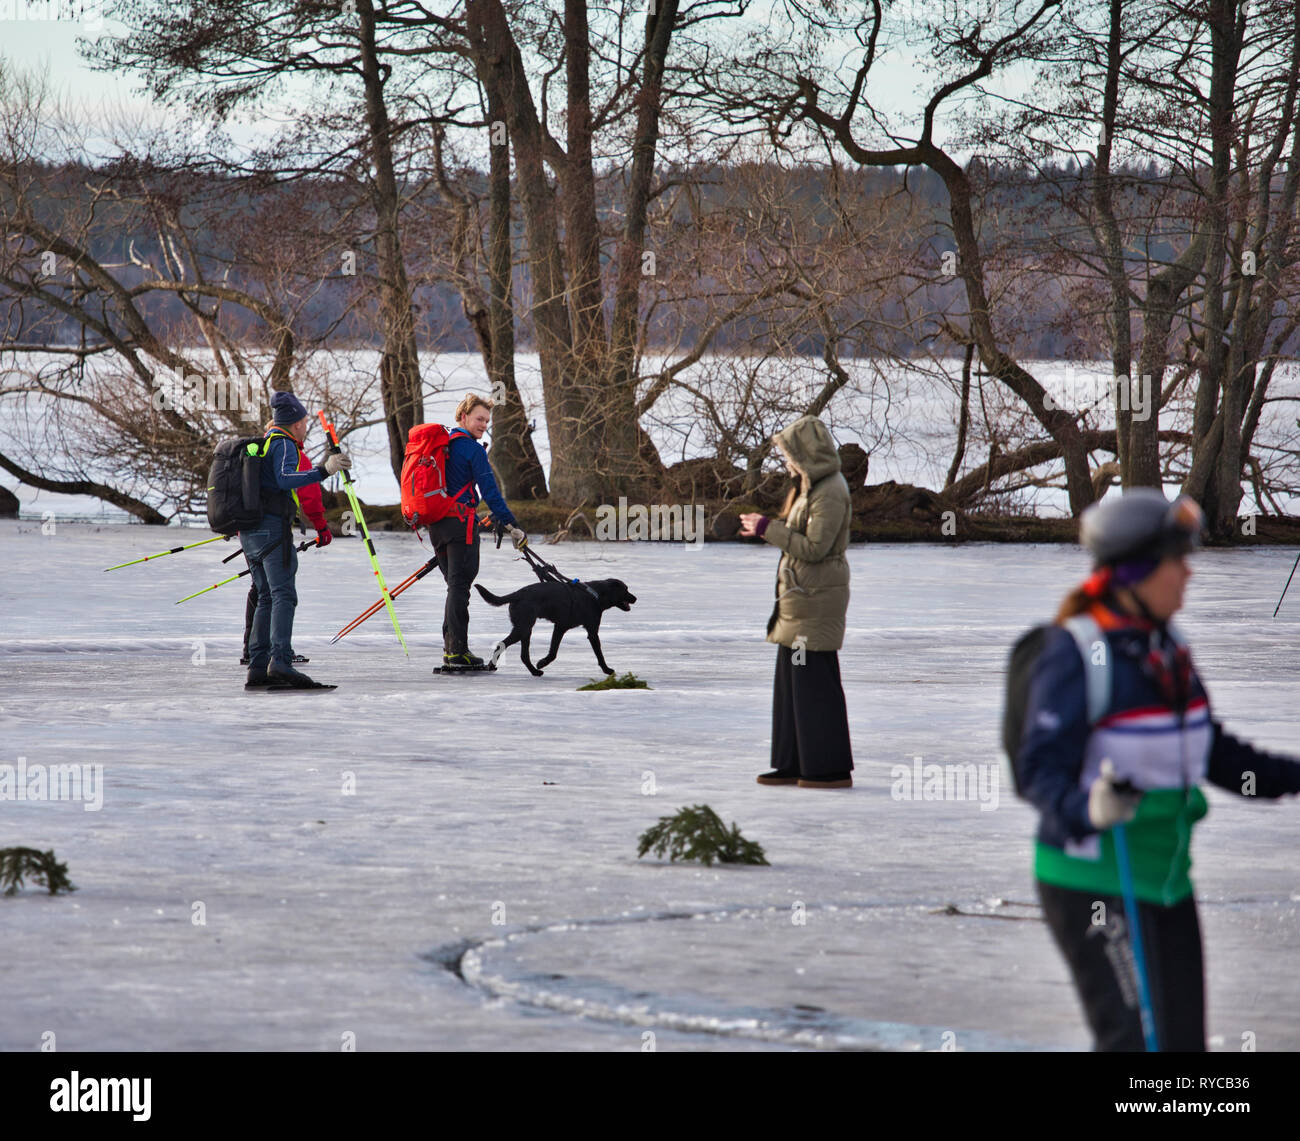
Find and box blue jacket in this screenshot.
[257,431,326,529]
[1018,605,1300,903]
[445,429,516,527]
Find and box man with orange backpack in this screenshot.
[401,392,523,670]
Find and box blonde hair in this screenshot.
[455,392,494,423]
[778,484,799,520]
[773,438,803,520]
[1054,587,1095,624]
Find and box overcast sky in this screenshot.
[5,13,154,108]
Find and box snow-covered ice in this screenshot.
[1,520,1298,1050]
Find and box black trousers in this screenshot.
[770,645,853,777]
[429,517,480,654]
[243,581,258,658]
[1037,879,1205,1051]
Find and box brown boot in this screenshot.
[798,773,853,789]
[756,771,799,786]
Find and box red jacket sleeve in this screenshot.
[296,446,329,530]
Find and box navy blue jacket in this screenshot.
[1020,615,1300,852]
[256,431,327,529]
[445,430,516,527]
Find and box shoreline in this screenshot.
[9,511,1300,546]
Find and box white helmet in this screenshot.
[1079,489,1203,567]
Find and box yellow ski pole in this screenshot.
[316,411,409,655]
[175,540,318,604]
[105,534,230,571]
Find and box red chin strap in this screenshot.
[1082,566,1113,598]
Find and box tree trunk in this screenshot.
[0,450,168,524]
[482,87,547,499]
[429,108,546,499]
[359,0,424,478]
[945,343,974,489]
[467,0,668,507]
[467,0,591,506]
[1095,0,1134,486]
[605,1,679,494]
[937,155,1095,514]
[554,0,636,504]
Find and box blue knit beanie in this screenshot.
[270,391,309,426]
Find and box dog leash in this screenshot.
[519,541,592,592]
[491,523,598,597]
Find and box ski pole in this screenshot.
[104,534,231,571]
[331,557,439,643]
[317,410,409,656]
[1273,549,1300,617]
[1113,822,1159,1052]
[174,540,318,604]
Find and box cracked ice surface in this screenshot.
[1,520,1297,1050]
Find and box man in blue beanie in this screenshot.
[243,391,351,690]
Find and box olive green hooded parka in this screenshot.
[761,416,852,651]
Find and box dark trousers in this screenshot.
[770,645,853,777]
[429,517,480,653]
[242,522,298,672]
[1037,879,1205,1051]
[243,582,257,658]
[244,581,295,659]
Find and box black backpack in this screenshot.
[206,436,274,536]
[1002,615,1111,795]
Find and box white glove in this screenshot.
[509,525,527,549]
[1087,759,1142,830]
[323,452,352,476]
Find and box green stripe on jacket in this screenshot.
[1035,787,1208,906]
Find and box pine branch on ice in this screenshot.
[637,805,769,866]
[1,847,77,896]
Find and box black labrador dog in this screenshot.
[475,579,637,677]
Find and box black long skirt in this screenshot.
[770,645,854,777]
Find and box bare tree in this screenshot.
[977,0,1300,534]
[705,0,1100,514]
[88,0,436,479]
[633,157,926,504]
[0,67,368,519]
[460,0,758,505]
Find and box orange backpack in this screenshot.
[400,424,475,541]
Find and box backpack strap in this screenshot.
[261,429,302,565]
[442,428,479,542]
[462,494,475,545]
[1062,613,1111,726]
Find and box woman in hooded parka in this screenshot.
[740,415,855,788]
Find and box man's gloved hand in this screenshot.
[1088,759,1142,830]
[509,525,527,549]
[316,527,332,547]
[323,452,352,476]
